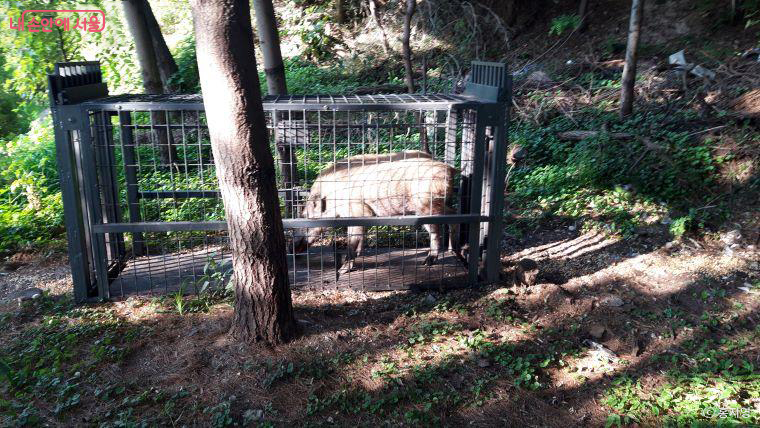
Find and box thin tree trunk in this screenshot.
[123,0,177,166]
[402,0,416,93]
[368,0,391,55]
[334,0,346,25]
[191,0,297,345]
[252,0,287,95]
[142,0,179,92]
[620,0,644,118]
[123,0,162,94]
[252,0,297,217]
[578,0,589,32]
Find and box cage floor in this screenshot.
[108,246,469,298]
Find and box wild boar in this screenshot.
[293,151,466,274]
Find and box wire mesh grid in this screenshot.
[87,101,488,298]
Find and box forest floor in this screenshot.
[0,222,758,426]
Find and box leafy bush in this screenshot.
[0,115,64,253]
[509,109,726,237]
[549,14,582,36]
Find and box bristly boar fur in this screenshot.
[293,151,466,274]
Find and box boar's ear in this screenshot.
[320,196,327,212]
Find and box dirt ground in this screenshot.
[1,223,758,426]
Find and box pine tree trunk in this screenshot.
[402,0,416,93]
[141,0,179,92]
[620,0,644,118]
[122,0,177,165]
[190,0,297,345]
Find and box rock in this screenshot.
[1,261,26,272]
[747,245,756,251]
[665,241,676,250]
[720,229,742,246]
[568,225,576,231]
[601,295,624,307]
[524,70,554,87]
[723,246,735,257]
[477,358,491,368]
[588,324,606,340]
[243,409,263,422]
[424,294,437,305]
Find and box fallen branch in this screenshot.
[556,130,634,140]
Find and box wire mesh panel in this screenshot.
[50,61,510,302]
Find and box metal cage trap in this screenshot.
[48,61,511,302]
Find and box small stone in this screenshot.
[665,242,675,250]
[602,295,624,307]
[244,409,264,422]
[424,294,436,304]
[568,225,576,231]
[723,247,735,257]
[477,358,491,368]
[747,245,756,251]
[588,324,606,340]
[720,229,742,246]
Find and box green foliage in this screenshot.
[168,35,380,96]
[549,14,582,36]
[509,108,728,237]
[0,115,64,253]
[605,350,759,425]
[170,257,233,315]
[0,298,140,425]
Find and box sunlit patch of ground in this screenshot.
[0,226,758,426]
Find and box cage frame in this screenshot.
[49,61,511,303]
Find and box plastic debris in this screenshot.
[668,50,716,80]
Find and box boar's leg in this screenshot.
[447,221,468,268]
[338,225,365,275]
[422,223,443,266]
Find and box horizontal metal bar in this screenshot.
[93,221,227,233]
[139,190,220,199]
[83,100,485,111]
[284,214,488,228]
[138,190,310,199]
[91,214,489,233]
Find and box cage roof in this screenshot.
[81,92,485,111]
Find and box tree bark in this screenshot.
[123,0,163,95]
[334,0,346,25]
[252,0,297,217]
[368,0,391,55]
[402,0,416,93]
[620,0,644,118]
[142,0,179,92]
[252,0,287,95]
[123,0,177,165]
[190,0,297,345]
